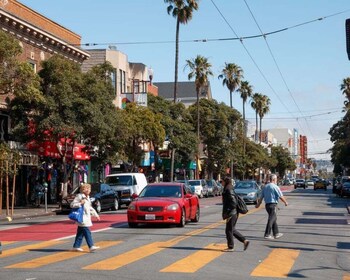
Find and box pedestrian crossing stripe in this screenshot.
[5,241,121,269]
[250,248,300,278]
[0,240,66,259]
[82,220,227,271]
[160,243,227,273]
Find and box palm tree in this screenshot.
[185,55,213,178]
[257,95,271,144]
[237,80,253,132]
[218,63,243,109]
[250,93,262,143]
[165,0,199,103]
[340,77,350,110]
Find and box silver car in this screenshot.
[188,179,208,198]
[234,180,261,204]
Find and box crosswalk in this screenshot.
[0,238,348,279]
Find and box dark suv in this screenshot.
[294,179,306,189]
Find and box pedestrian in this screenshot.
[71,183,100,252]
[255,174,288,240]
[222,176,250,252]
[34,180,44,207]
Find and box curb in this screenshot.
[0,209,57,223]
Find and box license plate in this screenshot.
[145,214,155,220]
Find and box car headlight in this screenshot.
[167,204,179,211]
[128,204,136,210]
[247,192,255,198]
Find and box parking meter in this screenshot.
[43,182,48,213]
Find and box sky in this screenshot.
[17,0,350,161]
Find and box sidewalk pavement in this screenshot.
[0,204,59,223]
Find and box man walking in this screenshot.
[255,174,288,239]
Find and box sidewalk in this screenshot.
[0,204,59,223]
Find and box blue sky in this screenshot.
[19,0,350,160]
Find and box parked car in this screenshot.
[340,182,350,197]
[89,183,120,213]
[205,179,221,196]
[175,180,195,194]
[60,183,119,213]
[234,180,261,204]
[294,179,306,189]
[105,173,147,208]
[188,179,208,198]
[127,182,200,228]
[314,179,327,191]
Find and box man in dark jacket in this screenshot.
[222,177,250,252]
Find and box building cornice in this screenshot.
[0,9,90,63]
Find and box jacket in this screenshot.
[222,187,237,219]
[71,193,99,227]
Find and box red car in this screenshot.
[127,182,200,228]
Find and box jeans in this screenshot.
[225,213,246,249]
[265,203,279,236]
[73,226,94,248]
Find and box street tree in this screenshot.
[218,63,243,109]
[250,92,261,142]
[185,54,213,178]
[120,103,166,172]
[164,0,199,103]
[257,94,271,144]
[270,145,296,178]
[9,56,121,197]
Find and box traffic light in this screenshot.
[346,19,350,60]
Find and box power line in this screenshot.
[76,9,350,47]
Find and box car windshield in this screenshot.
[188,180,200,186]
[139,185,182,198]
[296,180,304,182]
[235,182,254,189]
[105,175,133,186]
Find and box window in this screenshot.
[110,69,116,91]
[28,61,36,73]
[119,69,126,93]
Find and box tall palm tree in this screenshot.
[237,80,253,179]
[340,77,350,110]
[237,80,253,131]
[257,95,271,144]
[185,55,213,178]
[250,93,262,143]
[218,63,243,109]
[165,0,199,103]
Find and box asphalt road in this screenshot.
[0,186,350,280]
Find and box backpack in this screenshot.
[234,193,248,214]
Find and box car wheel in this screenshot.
[303,186,306,189]
[314,188,316,191]
[177,208,186,227]
[128,222,138,228]
[95,200,102,213]
[113,198,119,211]
[191,205,200,222]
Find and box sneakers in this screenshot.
[274,233,284,239]
[243,240,250,251]
[89,246,100,252]
[72,247,84,252]
[264,235,274,240]
[222,247,234,252]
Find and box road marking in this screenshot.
[250,248,300,278]
[160,243,226,273]
[5,241,121,269]
[2,241,15,245]
[343,274,350,280]
[0,240,65,258]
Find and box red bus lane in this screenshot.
[0,214,127,241]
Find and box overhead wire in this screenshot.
[242,0,317,145]
[75,9,350,47]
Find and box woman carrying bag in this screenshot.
[71,183,100,252]
[222,177,250,252]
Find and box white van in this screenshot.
[105,173,148,207]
